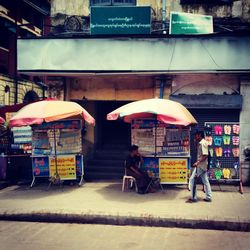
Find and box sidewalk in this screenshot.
[0,181,249,231]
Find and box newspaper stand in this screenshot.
[31,119,84,187]
[131,119,191,185]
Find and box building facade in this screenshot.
[16,0,250,182]
[0,0,50,106]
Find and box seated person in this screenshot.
[125,145,155,194]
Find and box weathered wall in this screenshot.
[67,75,166,101]
[50,0,250,24]
[240,77,250,184]
[0,74,44,105]
[51,0,89,16]
[172,74,240,95]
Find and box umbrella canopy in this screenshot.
[107,98,197,126]
[0,116,5,124]
[9,100,95,127]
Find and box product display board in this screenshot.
[205,122,240,181]
[159,158,188,184]
[5,112,32,154]
[31,120,84,187]
[131,120,155,156]
[11,126,32,153]
[141,156,190,184]
[157,127,190,157]
[32,155,84,180]
[132,119,190,184]
[32,120,82,155]
[131,119,190,157]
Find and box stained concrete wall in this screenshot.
[240,78,250,184]
[172,74,240,95]
[67,76,162,101]
[50,0,250,23]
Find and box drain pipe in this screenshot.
[159,79,165,99]
[162,0,167,32]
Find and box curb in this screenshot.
[0,213,249,232]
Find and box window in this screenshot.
[4,85,10,105]
[180,0,233,4]
[90,0,136,6]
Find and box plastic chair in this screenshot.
[122,165,138,193]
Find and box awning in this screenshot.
[169,94,243,109]
[17,36,250,74]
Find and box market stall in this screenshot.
[0,109,33,183]
[9,100,95,187]
[131,119,191,184]
[31,119,84,187]
[204,122,243,193]
[107,98,197,185]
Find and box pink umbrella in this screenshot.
[0,116,5,124]
[9,100,95,127]
[107,98,197,126]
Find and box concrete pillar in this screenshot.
[239,77,250,184]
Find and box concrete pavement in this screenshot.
[0,181,249,231]
[1,221,250,250]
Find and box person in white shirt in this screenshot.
[188,130,212,202]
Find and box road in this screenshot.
[0,221,249,250]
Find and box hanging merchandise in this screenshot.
[214,125,222,135]
[222,168,231,179]
[205,135,213,146]
[232,136,240,146]
[214,169,223,180]
[205,122,242,192]
[223,135,231,145]
[223,148,231,158]
[224,125,231,135]
[232,148,240,157]
[215,147,223,157]
[214,137,222,146]
[233,124,240,135]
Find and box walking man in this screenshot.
[188,130,212,202]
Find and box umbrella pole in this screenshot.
[53,125,58,178]
[154,120,157,157]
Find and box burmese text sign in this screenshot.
[159,158,188,184]
[49,155,76,180]
[170,12,213,35]
[91,6,151,35]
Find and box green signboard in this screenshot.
[90,6,151,35]
[169,12,213,35]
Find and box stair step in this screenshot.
[86,144,129,180]
[87,159,124,167]
[94,151,128,160]
[84,172,123,181]
[99,144,129,150]
[85,166,124,173]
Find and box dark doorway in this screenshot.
[96,101,131,148]
[23,90,39,103]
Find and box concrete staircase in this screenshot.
[85,144,129,180]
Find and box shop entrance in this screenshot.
[96,101,131,148]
